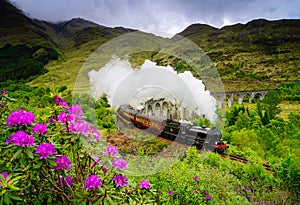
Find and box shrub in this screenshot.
[0,91,156,204]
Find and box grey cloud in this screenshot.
[10,0,300,36]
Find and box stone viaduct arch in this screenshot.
[211,90,269,108]
[141,98,187,121]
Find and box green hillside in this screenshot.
[177,19,300,90]
[0,0,300,91]
[0,0,139,87]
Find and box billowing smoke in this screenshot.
[89,57,217,122]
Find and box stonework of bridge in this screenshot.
[211,90,269,108]
[140,98,195,121]
[138,90,269,120]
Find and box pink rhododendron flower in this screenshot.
[57,112,73,123]
[112,158,128,170]
[35,142,56,159]
[32,123,47,135]
[7,109,35,126]
[67,104,82,121]
[113,175,127,188]
[58,176,73,187]
[139,179,150,190]
[8,130,34,147]
[53,96,68,106]
[205,194,212,200]
[103,145,118,157]
[85,175,102,191]
[53,155,71,172]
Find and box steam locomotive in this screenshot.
[116,104,229,153]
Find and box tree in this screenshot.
[263,90,281,121]
[235,110,251,130]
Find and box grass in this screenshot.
[279,101,300,119]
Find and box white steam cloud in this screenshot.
[89,57,217,122]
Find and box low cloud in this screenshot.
[10,0,300,36]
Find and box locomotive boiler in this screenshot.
[116,104,228,153]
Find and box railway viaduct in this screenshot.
[211,90,269,108]
[140,90,269,120]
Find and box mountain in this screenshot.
[0,0,299,91]
[0,0,57,47]
[0,0,140,85]
[177,19,300,90]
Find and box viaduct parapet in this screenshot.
[211,90,269,108]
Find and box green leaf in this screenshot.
[74,140,79,150]
[107,197,117,205]
[35,161,43,169]
[4,96,17,102]
[10,195,22,201]
[8,176,23,184]
[3,193,10,205]
[12,149,22,161]
[8,185,20,191]
[48,159,57,167]
[94,199,102,205]
[25,149,33,159]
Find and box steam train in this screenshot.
[116,104,229,153]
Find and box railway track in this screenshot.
[107,129,273,173]
[221,153,272,171]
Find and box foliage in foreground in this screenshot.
[146,147,298,205]
[0,91,156,204]
[0,84,299,204]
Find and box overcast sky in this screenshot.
[10,0,300,37]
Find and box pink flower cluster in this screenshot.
[70,121,92,135]
[67,104,82,121]
[139,179,150,190]
[58,175,72,187]
[85,175,102,191]
[32,123,47,135]
[35,142,56,159]
[57,112,74,123]
[54,96,68,107]
[112,158,128,171]
[113,175,127,188]
[103,145,118,157]
[202,190,212,201]
[7,109,35,126]
[54,103,101,141]
[7,130,34,147]
[53,155,71,172]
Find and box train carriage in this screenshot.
[116,104,228,153]
[134,113,166,135]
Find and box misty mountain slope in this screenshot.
[176,19,300,90]
[0,0,142,86]
[0,0,58,47]
[1,0,299,91]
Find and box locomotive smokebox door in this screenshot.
[203,128,222,152]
